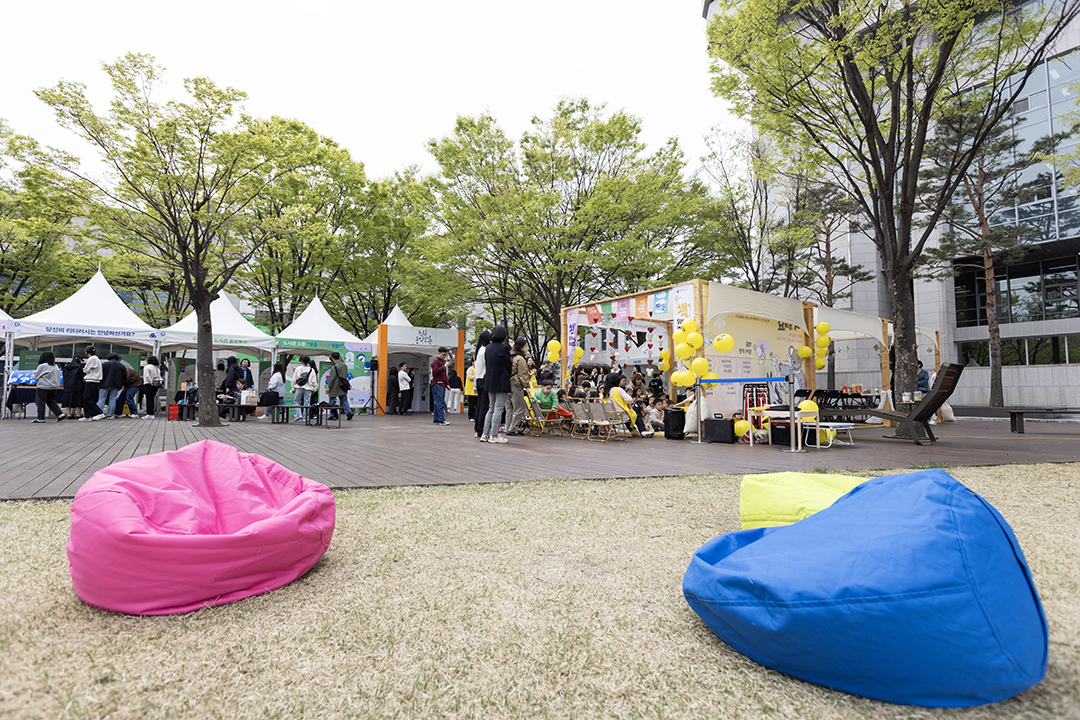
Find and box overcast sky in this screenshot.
[1,1,739,180]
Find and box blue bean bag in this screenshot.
[683,470,1047,707]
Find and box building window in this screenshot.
[958,334,1078,365]
[953,255,1080,326]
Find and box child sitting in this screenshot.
[534,383,572,420]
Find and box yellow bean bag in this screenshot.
[739,472,867,529]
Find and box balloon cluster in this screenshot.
[813,322,831,370]
[546,339,561,364]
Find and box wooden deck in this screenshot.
[1,412,1079,500]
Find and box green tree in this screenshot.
[920,103,1070,406]
[706,0,1080,400]
[429,99,700,353]
[0,125,94,315]
[36,53,324,426]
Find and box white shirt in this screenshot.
[83,355,103,382]
[473,346,486,380]
[398,369,412,391]
[292,365,319,391]
[268,372,286,393]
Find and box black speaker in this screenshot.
[370,357,378,373]
[664,408,685,440]
[703,417,736,443]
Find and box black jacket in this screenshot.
[221,364,244,391]
[387,368,399,393]
[100,360,127,390]
[483,342,512,393]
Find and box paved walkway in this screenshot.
[1,411,1078,500]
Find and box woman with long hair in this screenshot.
[480,326,512,443]
[505,337,530,436]
[62,356,85,418]
[31,351,66,423]
[472,329,492,438]
[604,371,652,437]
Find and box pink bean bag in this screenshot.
[67,439,335,615]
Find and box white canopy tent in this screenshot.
[2,271,161,417]
[277,297,363,347]
[158,292,275,356]
[364,305,462,415]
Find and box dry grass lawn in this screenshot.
[1,464,1078,719]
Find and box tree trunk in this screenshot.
[826,346,836,390]
[983,249,1004,407]
[887,271,918,407]
[194,298,221,427]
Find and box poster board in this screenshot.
[704,312,807,416]
[277,338,372,407]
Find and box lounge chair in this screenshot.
[820,363,963,445]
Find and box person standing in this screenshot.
[326,351,354,421]
[386,364,400,415]
[139,355,163,418]
[430,347,450,425]
[463,362,476,419]
[291,356,319,421]
[505,338,530,436]
[480,325,512,443]
[99,353,126,419]
[80,346,105,421]
[31,351,66,423]
[472,330,491,438]
[447,365,463,415]
[62,356,85,419]
[396,362,412,415]
[120,361,141,417]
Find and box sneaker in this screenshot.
[92,414,107,421]
[31,419,46,423]
[492,435,508,444]
[479,435,488,443]
[440,421,451,425]
[78,417,91,422]
[346,414,354,421]
[143,414,154,419]
[57,415,67,422]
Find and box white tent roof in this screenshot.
[158,292,275,354]
[383,305,413,327]
[0,307,11,334]
[363,305,458,352]
[815,306,884,342]
[8,271,160,349]
[277,297,363,345]
[707,282,810,334]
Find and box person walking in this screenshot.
[291,356,319,421]
[80,346,105,421]
[98,353,126,419]
[480,325,512,443]
[397,362,412,415]
[430,347,450,425]
[505,338,530,436]
[139,355,163,418]
[31,351,66,423]
[472,330,491,437]
[326,351,354,420]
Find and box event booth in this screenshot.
[362,306,464,415]
[275,297,372,410]
[2,272,161,418]
[159,292,277,392]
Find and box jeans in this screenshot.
[432,384,446,424]
[481,392,508,438]
[123,387,139,416]
[294,388,314,419]
[329,394,352,419]
[98,387,121,417]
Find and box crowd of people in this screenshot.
[27,346,163,422]
[461,326,670,443]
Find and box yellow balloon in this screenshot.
[573,347,584,363]
[546,351,559,363]
[816,334,831,348]
[798,400,819,412]
[816,322,831,336]
[734,420,751,437]
[547,339,561,352]
[712,334,735,353]
[659,363,670,372]
[815,357,827,370]
[681,319,699,334]
[691,357,710,376]
[704,371,719,381]
[816,347,828,358]
[686,332,704,350]
[678,370,695,387]
[673,329,687,345]
[797,346,813,359]
[659,349,670,359]
[674,343,692,360]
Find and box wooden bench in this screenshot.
[1003,407,1080,434]
[264,404,341,428]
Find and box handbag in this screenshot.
[152,377,164,388]
[259,390,280,406]
[337,375,351,393]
